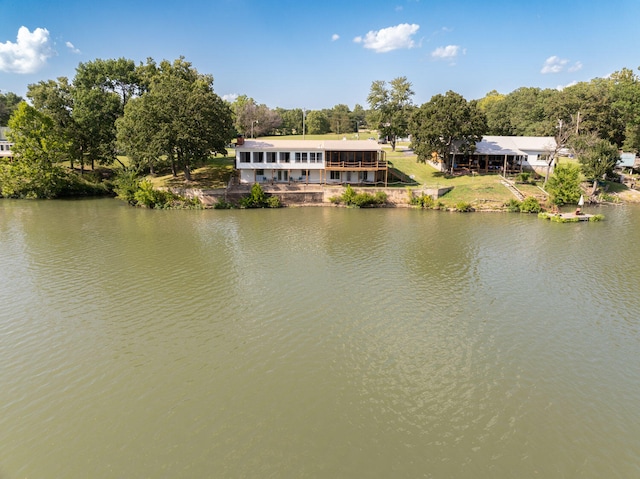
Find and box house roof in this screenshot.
[237,139,381,151]
[475,136,557,156]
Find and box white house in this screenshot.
[234,139,388,185]
[449,136,557,175]
[0,127,13,160]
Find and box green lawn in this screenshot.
[148,155,234,189]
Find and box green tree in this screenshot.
[2,103,71,198]
[0,91,24,126]
[478,90,511,135]
[306,110,331,134]
[231,95,281,138]
[367,76,414,151]
[27,78,83,169]
[116,57,234,181]
[545,163,582,205]
[276,108,303,135]
[327,104,352,134]
[74,57,143,109]
[571,135,620,195]
[409,91,487,173]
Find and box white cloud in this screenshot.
[223,93,239,103]
[556,80,578,91]
[541,56,569,74]
[431,45,462,59]
[353,23,420,53]
[0,26,54,74]
[568,61,583,73]
[331,33,340,41]
[66,41,81,54]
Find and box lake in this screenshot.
[1,199,639,478]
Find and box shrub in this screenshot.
[505,198,522,212]
[266,195,282,208]
[332,185,386,207]
[455,201,473,212]
[113,169,141,205]
[546,163,582,205]
[239,183,281,208]
[516,172,531,183]
[213,199,233,209]
[134,180,174,208]
[519,196,542,213]
[410,191,435,208]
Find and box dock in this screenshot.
[539,211,604,223]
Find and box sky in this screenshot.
[1,0,639,110]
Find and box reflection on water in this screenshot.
[1,199,639,478]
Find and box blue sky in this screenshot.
[1,0,639,110]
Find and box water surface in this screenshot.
[1,199,639,478]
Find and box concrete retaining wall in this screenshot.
[170,185,453,207]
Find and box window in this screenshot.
[309,152,322,163]
[256,169,264,176]
[266,152,277,163]
[240,152,251,163]
[279,152,290,163]
[295,152,308,163]
[330,171,341,180]
[253,152,264,163]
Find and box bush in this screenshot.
[266,195,282,208]
[519,196,542,213]
[239,183,281,208]
[213,199,233,209]
[113,169,141,205]
[332,185,386,207]
[455,201,474,212]
[134,180,174,208]
[505,199,522,212]
[409,191,435,208]
[546,163,582,205]
[515,172,531,183]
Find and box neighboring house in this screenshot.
[618,152,637,170]
[0,127,13,160]
[449,136,557,175]
[234,138,388,185]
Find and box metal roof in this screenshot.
[237,139,381,151]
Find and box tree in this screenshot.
[276,108,303,135]
[409,91,487,173]
[327,104,352,134]
[1,103,71,198]
[571,135,620,195]
[306,110,331,134]
[478,90,513,135]
[545,163,582,205]
[231,95,282,138]
[74,57,143,109]
[0,91,24,126]
[27,78,82,169]
[116,57,234,181]
[367,76,414,151]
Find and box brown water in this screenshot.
[1,199,639,478]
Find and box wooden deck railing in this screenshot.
[325,160,388,169]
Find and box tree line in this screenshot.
[1,56,639,199]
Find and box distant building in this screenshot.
[618,152,637,169]
[0,127,13,160]
[448,136,557,175]
[234,139,388,185]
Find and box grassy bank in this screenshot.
[143,135,640,208]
